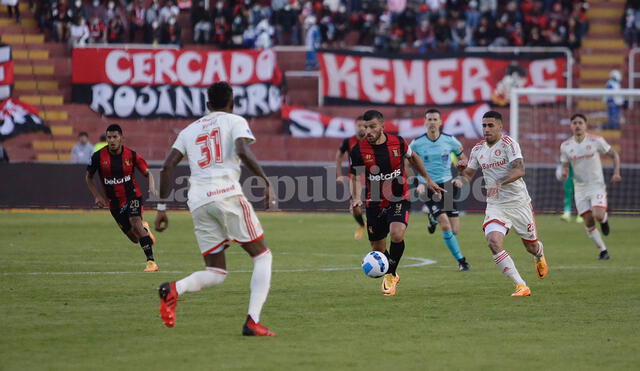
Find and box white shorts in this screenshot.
[482,203,539,243]
[191,195,264,255]
[575,188,607,216]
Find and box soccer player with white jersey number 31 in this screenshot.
[154,82,277,336]
[560,114,621,260]
[453,111,548,297]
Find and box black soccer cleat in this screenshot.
[598,250,610,260]
[457,257,471,271]
[428,214,438,234]
[601,221,610,236]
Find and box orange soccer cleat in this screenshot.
[381,273,400,296]
[158,282,178,328]
[242,315,276,337]
[144,260,159,272]
[535,256,548,279]
[511,284,531,297]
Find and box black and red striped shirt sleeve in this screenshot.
[87,151,100,175]
[134,152,149,174]
[349,143,364,175]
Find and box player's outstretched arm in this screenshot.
[561,162,570,180]
[155,149,184,232]
[452,166,477,188]
[456,152,469,172]
[408,152,446,194]
[335,149,347,184]
[487,158,525,198]
[146,169,157,197]
[235,138,276,209]
[349,173,363,210]
[84,171,107,208]
[606,148,622,182]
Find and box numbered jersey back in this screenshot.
[172,111,256,210]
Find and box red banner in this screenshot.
[71,47,283,118]
[72,48,282,87]
[0,44,13,101]
[282,103,490,139]
[318,51,566,106]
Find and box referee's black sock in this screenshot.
[353,213,365,227]
[388,240,405,276]
[139,235,155,261]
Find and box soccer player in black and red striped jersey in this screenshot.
[84,124,159,272]
[335,115,367,240]
[349,110,444,296]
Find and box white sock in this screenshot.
[493,250,526,286]
[601,213,608,224]
[248,250,272,323]
[534,241,544,259]
[176,267,227,295]
[586,226,607,252]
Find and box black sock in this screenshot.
[353,213,365,227]
[139,235,154,261]
[388,241,405,276]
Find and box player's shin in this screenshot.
[388,241,405,276]
[586,226,607,251]
[493,250,526,286]
[353,213,365,227]
[248,249,272,323]
[443,231,463,260]
[139,235,155,261]
[176,268,227,295]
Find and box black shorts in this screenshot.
[365,200,410,242]
[423,181,460,218]
[110,197,143,233]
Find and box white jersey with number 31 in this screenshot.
[172,111,256,211]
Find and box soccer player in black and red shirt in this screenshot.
[84,124,159,272]
[335,115,367,240]
[349,110,444,296]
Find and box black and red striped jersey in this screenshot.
[349,133,411,208]
[339,136,360,157]
[87,146,149,209]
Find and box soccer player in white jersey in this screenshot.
[560,113,621,260]
[453,111,548,297]
[153,82,276,336]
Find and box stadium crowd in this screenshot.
[29,0,590,52]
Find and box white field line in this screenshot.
[0,257,437,276]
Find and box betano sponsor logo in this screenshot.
[104,175,131,185]
[368,169,402,181]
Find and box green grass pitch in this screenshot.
[1,211,639,370]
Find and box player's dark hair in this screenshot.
[363,110,383,122]
[99,135,107,141]
[78,131,88,137]
[355,115,365,121]
[570,113,587,122]
[425,108,441,116]
[207,81,233,110]
[482,111,502,121]
[106,124,123,135]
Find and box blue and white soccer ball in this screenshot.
[361,251,389,278]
